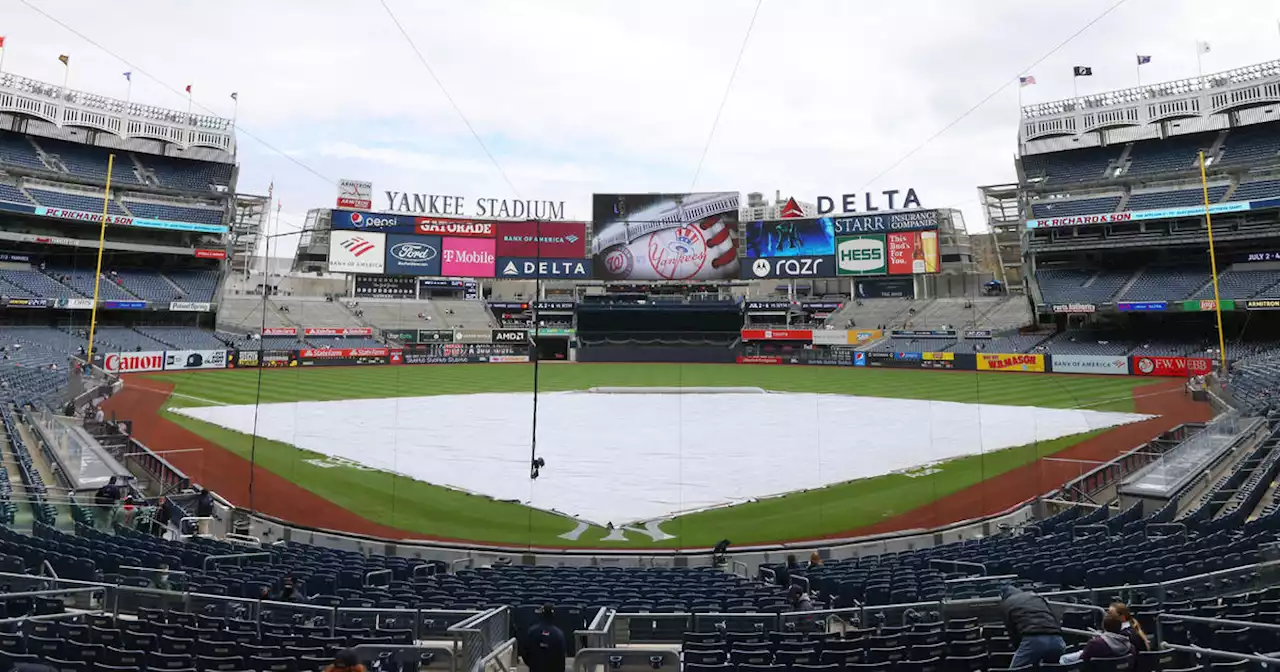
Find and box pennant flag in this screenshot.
[1196,41,1211,54]
[1073,66,1093,77]
[1137,55,1152,65]
[0,37,7,49]
[230,92,238,101]
[1019,75,1036,87]
[122,71,131,82]
[184,84,192,94]
[57,54,69,66]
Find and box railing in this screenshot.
[448,606,511,672]
[478,638,518,672]
[573,649,680,672]
[201,551,270,571]
[575,607,617,651]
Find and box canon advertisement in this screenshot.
[104,351,166,373]
[592,192,741,281]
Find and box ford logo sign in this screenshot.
[391,242,438,262]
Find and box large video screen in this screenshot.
[743,217,835,257]
[591,192,740,281]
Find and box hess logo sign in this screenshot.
[837,236,886,275]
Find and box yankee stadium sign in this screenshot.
[384,191,566,220]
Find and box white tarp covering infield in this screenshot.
[174,392,1150,526]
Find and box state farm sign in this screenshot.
[104,351,165,373]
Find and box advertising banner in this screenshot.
[441,237,496,277]
[262,327,297,336]
[415,217,496,238]
[1182,299,1236,312]
[1024,199,1252,229]
[743,217,835,257]
[811,329,883,346]
[32,206,228,234]
[455,329,494,343]
[831,209,939,235]
[354,275,416,298]
[737,355,784,365]
[103,301,146,310]
[259,350,296,368]
[892,329,957,338]
[1117,301,1167,312]
[194,249,227,259]
[169,301,212,312]
[1052,303,1096,314]
[592,192,741,281]
[743,255,834,279]
[163,349,228,371]
[864,351,957,369]
[740,329,813,341]
[496,257,592,279]
[885,231,940,275]
[104,351,166,373]
[2,297,49,308]
[328,230,387,274]
[297,347,390,367]
[495,221,588,258]
[229,350,260,368]
[330,209,417,235]
[1131,356,1214,377]
[1244,299,1280,311]
[1050,354,1130,375]
[402,343,521,364]
[745,301,791,311]
[303,327,374,336]
[384,234,442,277]
[337,179,373,210]
[836,235,887,276]
[855,277,914,299]
[536,327,575,336]
[54,298,95,310]
[976,353,1046,372]
[963,330,992,339]
[489,355,531,363]
[492,329,529,344]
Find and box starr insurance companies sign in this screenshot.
[336,179,567,220]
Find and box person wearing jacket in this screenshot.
[1062,613,1133,664]
[521,604,566,672]
[1109,602,1150,654]
[1000,585,1066,668]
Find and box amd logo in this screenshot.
[493,330,528,343]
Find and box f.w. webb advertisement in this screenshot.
[591,192,740,281]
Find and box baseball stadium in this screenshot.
[2,5,1280,672]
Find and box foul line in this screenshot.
[127,384,228,406]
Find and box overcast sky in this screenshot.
[4,0,1280,247]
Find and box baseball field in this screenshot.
[101,364,1211,549]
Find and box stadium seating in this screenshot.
[1126,185,1229,211]
[1020,146,1120,183]
[1036,269,1133,305]
[1118,268,1210,303]
[25,188,128,216]
[0,270,78,299]
[35,136,143,185]
[1029,196,1121,219]
[123,200,225,226]
[0,183,32,205]
[305,336,383,348]
[144,155,234,192]
[134,327,228,350]
[112,271,183,302]
[87,327,169,353]
[1229,179,1280,202]
[1125,132,1213,176]
[268,298,357,327]
[0,133,48,172]
[1189,269,1280,300]
[166,270,219,303]
[1218,122,1280,166]
[53,269,137,301]
[1036,331,1133,356]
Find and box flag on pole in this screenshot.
[0,37,7,49]
[1137,55,1152,65]
[1196,41,1211,54]
[1019,75,1036,87]
[1073,66,1093,77]
[230,92,238,101]
[122,71,131,82]
[184,84,192,94]
[58,54,69,66]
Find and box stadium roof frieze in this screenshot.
[0,72,235,154]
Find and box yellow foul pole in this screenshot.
[85,154,115,364]
[1199,151,1228,377]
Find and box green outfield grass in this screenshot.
[147,364,1152,547]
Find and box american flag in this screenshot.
[1019,75,1036,87]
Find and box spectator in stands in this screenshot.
[787,585,814,611]
[808,551,823,567]
[1109,603,1149,653]
[151,496,171,537]
[195,487,214,535]
[776,554,798,587]
[279,576,297,601]
[1061,612,1133,664]
[520,604,566,672]
[1000,585,1065,667]
[94,477,122,528]
[325,649,365,672]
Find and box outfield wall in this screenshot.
[102,344,1214,379]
